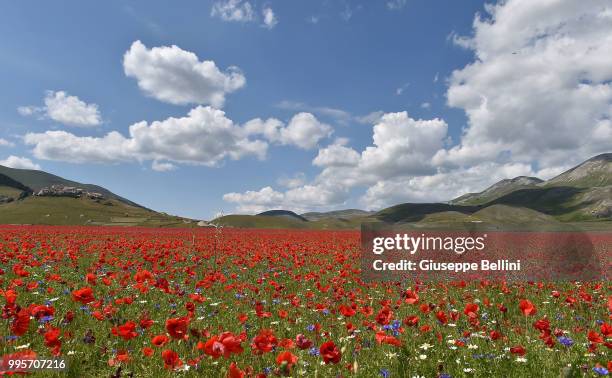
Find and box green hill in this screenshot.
[371,153,611,227]
[0,165,189,227]
[257,210,309,222]
[0,165,143,208]
[451,176,543,205]
[0,196,187,227]
[544,153,612,188]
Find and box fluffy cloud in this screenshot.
[360,162,534,209]
[223,183,348,214]
[277,172,306,189]
[358,112,447,177]
[211,1,278,29]
[18,91,101,127]
[123,41,245,107]
[151,160,176,172]
[439,0,612,170]
[244,113,332,149]
[24,106,267,167]
[262,7,278,29]
[211,0,255,22]
[0,156,41,170]
[313,140,360,167]
[225,112,448,211]
[0,138,14,147]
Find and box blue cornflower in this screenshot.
[596,319,604,325]
[557,336,574,347]
[306,324,315,332]
[322,309,330,315]
[39,315,54,323]
[380,368,390,378]
[308,347,320,356]
[593,366,608,375]
[439,374,452,378]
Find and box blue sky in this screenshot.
[1,1,610,219]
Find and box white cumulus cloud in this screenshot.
[24,106,267,167]
[18,91,102,127]
[211,0,255,22]
[0,156,41,170]
[440,0,612,171]
[123,40,246,107]
[244,113,332,149]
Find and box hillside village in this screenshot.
[35,185,105,200]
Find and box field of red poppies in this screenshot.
[0,225,610,377]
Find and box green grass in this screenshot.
[0,185,23,198]
[212,214,371,229]
[0,196,187,227]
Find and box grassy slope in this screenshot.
[0,186,23,198]
[0,165,143,208]
[213,214,371,229]
[0,196,188,227]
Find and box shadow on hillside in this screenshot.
[374,203,481,223]
[488,186,587,216]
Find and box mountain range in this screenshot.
[0,153,610,228]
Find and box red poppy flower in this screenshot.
[587,330,603,344]
[533,318,550,333]
[72,287,95,304]
[112,321,138,340]
[251,329,277,354]
[276,351,298,370]
[228,362,245,378]
[404,289,419,304]
[165,317,190,340]
[44,327,61,348]
[375,307,393,325]
[375,332,401,346]
[10,309,30,336]
[436,310,448,324]
[320,341,341,364]
[296,334,313,350]
[1,349,37,374]
[200,332,244,359]
[152,334,169,347]
[403,315,419,327]
[463,303,479,318]
[142,347,154,357]
[510,345,526,356]
[161,349,182,370]
[519,299,537,316]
